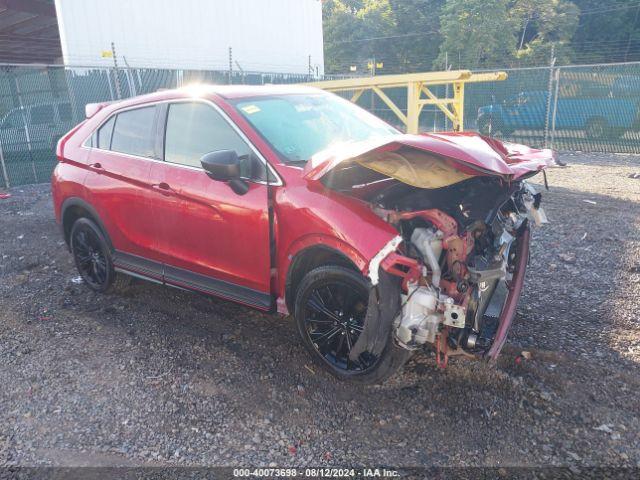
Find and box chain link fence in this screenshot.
[0,64,339,188]
[346,61,640,154]
[0,62,639,188]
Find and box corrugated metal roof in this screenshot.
[0,0,61,64]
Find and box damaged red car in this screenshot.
[52,85,554,383]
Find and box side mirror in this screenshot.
[200,150,241,181]
[200,150,249,195]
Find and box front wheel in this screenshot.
[294,265,410,383]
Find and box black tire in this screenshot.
[70,217,131,293]
[294,265,410,384]
[585,117,608,140]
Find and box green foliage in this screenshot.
[390,0,444,72]
[571,0,640,64]
[323,0,396,73]
[435,0,517,69]
[322,0,640,73]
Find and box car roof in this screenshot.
[110,84,327,110]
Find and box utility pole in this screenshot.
[228,47,233,85]
[369,56,376,114]
[111,42,122,99]
[444,52,449,131]
[544,44,556,148]
[519,17,530,51]
[235,60,245,84]
[122,55,137,97]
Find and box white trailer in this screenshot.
[54,0,324,75]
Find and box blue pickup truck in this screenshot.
[477,83,640,139]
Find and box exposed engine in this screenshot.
[374,179,547,359]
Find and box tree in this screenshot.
[323,0,397,73]
[571,0,640,63]
[435,0,517,69]
[389,0,444,72]
[511,0,580,66]
[322,0,633,73]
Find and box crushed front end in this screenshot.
[305,132,555,366]
[373,180,546,364]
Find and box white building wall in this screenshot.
[54,0,324,75]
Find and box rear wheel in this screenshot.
[70,218,131,292]
[294,265,410,383]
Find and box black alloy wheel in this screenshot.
[70,218,115,292]
[304,279,376,372]
[295,266,382,378]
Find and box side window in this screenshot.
[31,105,55,125]
[97,116,115,149]
[164,102,266,180]
[111,106,156,158]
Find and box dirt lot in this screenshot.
[0,152,639,471]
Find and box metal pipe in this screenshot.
[423,240,441,288]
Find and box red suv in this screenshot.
[52,85,554,383]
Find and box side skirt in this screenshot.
[113,250,272,311]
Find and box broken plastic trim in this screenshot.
[367,235,403,285]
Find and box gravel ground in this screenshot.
[0,152,639,471]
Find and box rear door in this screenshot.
[148,100,272,309]
[84,105,163,279]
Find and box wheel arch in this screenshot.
[284,243,362,315]
[61,197,112,252]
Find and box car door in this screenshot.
[148,100,272,309]
[83,105,163,278]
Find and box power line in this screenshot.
[330,30,440,45]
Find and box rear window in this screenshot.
[110,106,156,158]
[97,116,115,149]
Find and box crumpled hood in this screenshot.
[303,132,556,184]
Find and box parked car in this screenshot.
[477,89,639,139]
[0,102,75,152]
[52,85,554,383]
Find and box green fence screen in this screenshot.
[0,62,638,188]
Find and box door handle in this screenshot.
[152,182,174,196]
[89,162,103,173]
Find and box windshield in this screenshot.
[233,93,399,164]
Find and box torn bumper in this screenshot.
[487,223,530,359]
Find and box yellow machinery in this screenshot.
[304,70,507,134]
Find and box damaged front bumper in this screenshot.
[363,182,545,364]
